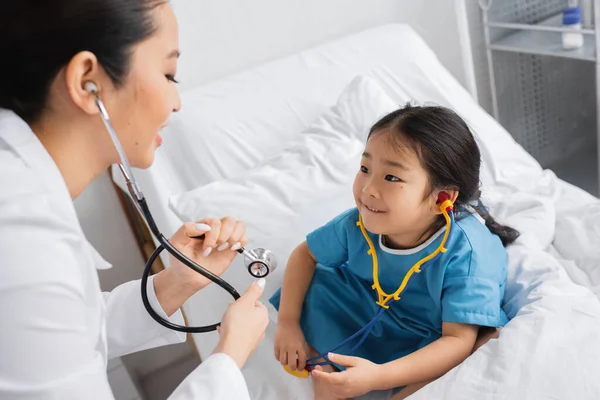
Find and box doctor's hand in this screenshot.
[153,217,248,316]
[213,279,270,369]
[168,216,248,291]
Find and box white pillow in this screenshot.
[168,75,397,287]
[156,65,357,191]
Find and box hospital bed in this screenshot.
[113,24,600,399]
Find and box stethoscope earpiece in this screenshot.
[84,81,98,94]
[437,191,450,204]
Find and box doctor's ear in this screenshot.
[63,50,105,115]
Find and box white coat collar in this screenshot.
[0,108,112,270]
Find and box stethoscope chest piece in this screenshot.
[245,248,277,278]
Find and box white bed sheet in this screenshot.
[113,24,600,399]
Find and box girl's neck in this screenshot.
[383,232,431,250]
[383,216,445,250]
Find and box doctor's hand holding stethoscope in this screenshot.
[0,1,269,399]
[158,218,269,369]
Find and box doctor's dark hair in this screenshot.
[0,0,167,122]
[367,103,520,247]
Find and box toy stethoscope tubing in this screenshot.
[281,196,456,376]
[305,207,455,369]
[85,81,275,333]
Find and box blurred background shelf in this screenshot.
[489,13,596,61]
[481,0,600,193]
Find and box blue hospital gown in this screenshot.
[269,207,509,366]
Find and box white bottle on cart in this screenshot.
[562,6,584,50]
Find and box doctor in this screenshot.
[0,1,269,399]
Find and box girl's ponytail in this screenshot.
[471,194,519,246]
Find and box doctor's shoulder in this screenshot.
[0,132,87,286]
[0,110,75,213]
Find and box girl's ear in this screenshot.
[432,189,459,214]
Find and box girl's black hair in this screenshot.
[0,0,166,122]
[368,103,519,247]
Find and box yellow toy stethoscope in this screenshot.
[284,193,455,378]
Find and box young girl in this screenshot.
[269,104,518,400]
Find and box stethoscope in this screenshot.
[283,193,456,378]
[84,81,278,333]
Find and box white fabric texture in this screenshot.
[0,109,250,400]
[114,24,600,400]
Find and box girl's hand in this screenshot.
[274,318,309,371]
[168,216,248,291]
[311,353,382,398]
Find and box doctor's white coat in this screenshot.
[0,109,251,399]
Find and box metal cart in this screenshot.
[479,0,599,195]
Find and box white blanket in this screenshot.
[240,174,600,400]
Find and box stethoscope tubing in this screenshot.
[90,87,256,333]
[137,195,242,333]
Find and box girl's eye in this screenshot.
[385,174,402,182]
[166,74,179,84]
[360,165,368,173]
